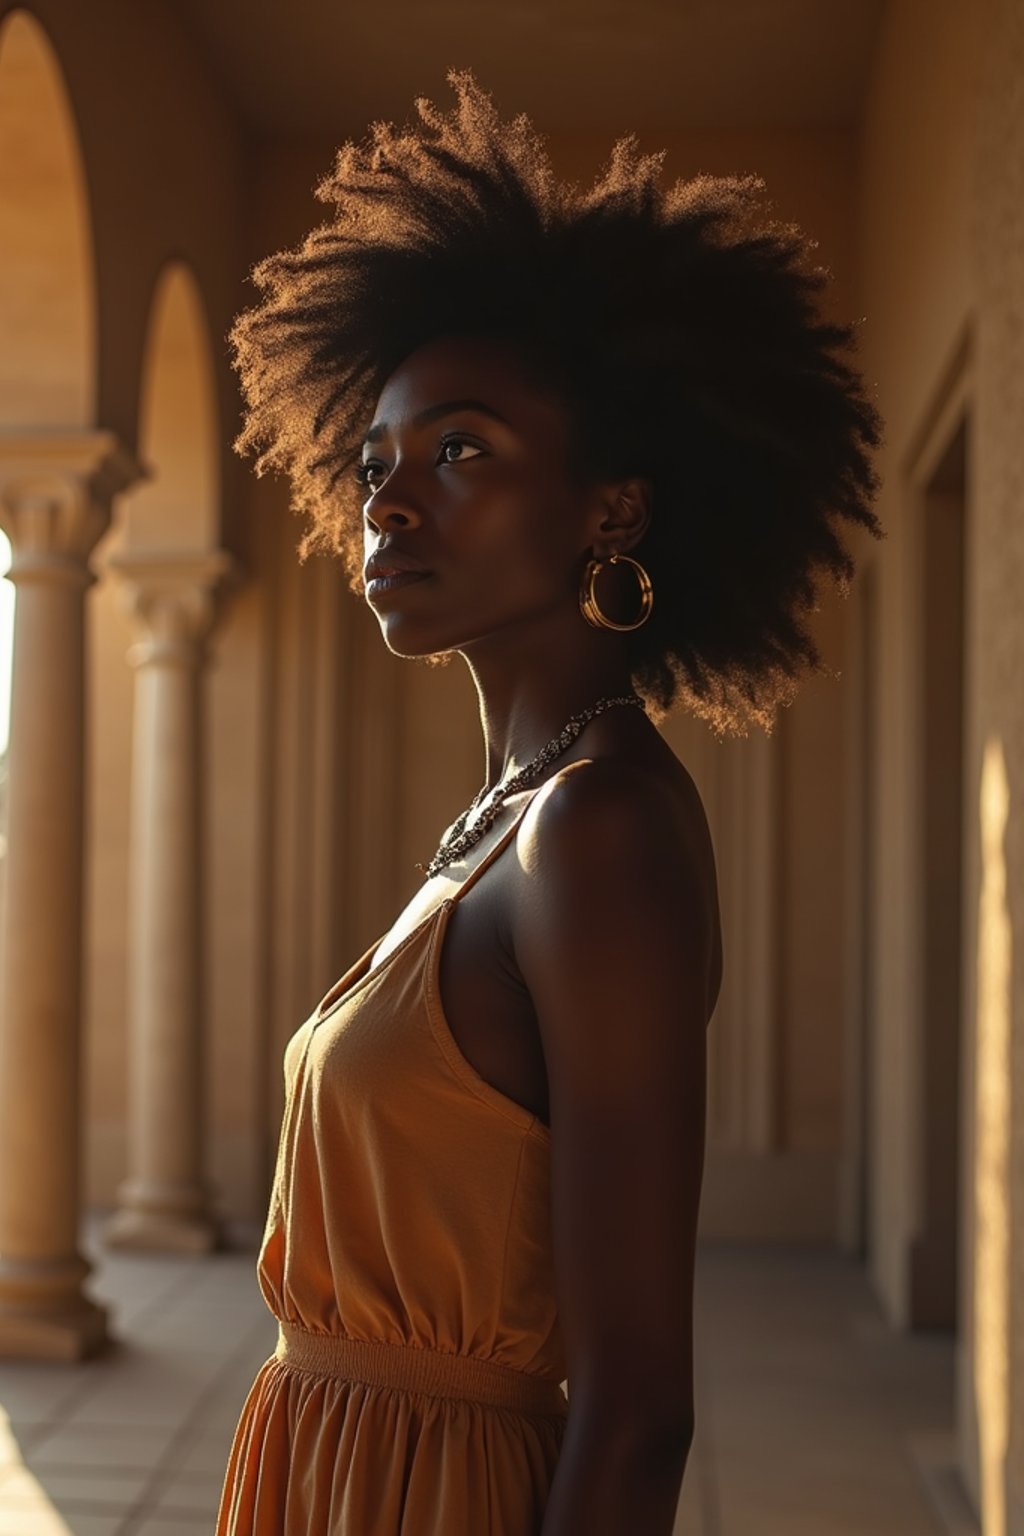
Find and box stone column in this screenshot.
[104,551,236,1253]
[0,431,139,1360]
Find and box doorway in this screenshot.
[909,414,968,1331]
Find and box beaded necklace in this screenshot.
[416,691,647,878]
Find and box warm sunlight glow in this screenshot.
[0,528,12,756]
[973,734,1011,1536]
[0,1404,75,1531]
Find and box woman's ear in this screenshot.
[591,477,653,553]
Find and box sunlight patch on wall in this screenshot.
[0,528,12,757]
[974,732,1011,1536]
[0,8,95,427]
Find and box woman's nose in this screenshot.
[363,472,425,534]
[365,502,422,533]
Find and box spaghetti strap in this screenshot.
[446,780,548,909]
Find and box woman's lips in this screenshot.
[365,571,433,600]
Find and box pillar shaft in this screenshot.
[1,571,86,1243]
[0,433,138,1359]
[104,552,234,1252]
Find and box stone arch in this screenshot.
[0,8,94,427]
[122,260,220,551]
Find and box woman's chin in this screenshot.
[372,615,461,660]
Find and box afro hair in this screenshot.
[229,68,884,736]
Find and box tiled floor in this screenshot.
[0,1212,275,1536]
[677,1244,978,1536]
[0,1219,978,1535]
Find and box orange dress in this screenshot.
[215,785,568,1535]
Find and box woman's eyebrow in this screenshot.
[362,398,511,446]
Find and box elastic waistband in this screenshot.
[274,1321,568,1420]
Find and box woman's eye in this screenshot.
[354,437,483,491]
[439,437,484,465]
[354,460,385,489]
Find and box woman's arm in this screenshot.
[512,758,714,1536]
[539,1406,692,1536]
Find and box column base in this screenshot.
[0,1297,109,1361]
[104,1206,223,1254]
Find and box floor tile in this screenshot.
[0,1465,148,1507]
[0,1511,124,1536]
[24,1426,176,1472]
[149,1479,222,1519]
[130,1520,211,1536]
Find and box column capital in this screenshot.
[0,430,143,584]
[105,549,242,667]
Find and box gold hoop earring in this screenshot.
[579,552,654,632]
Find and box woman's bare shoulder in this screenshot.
[519,727,715,874]
[510,738,723,1014]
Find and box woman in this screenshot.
[216,70,883,1536]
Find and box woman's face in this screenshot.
[359,333,598,658]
